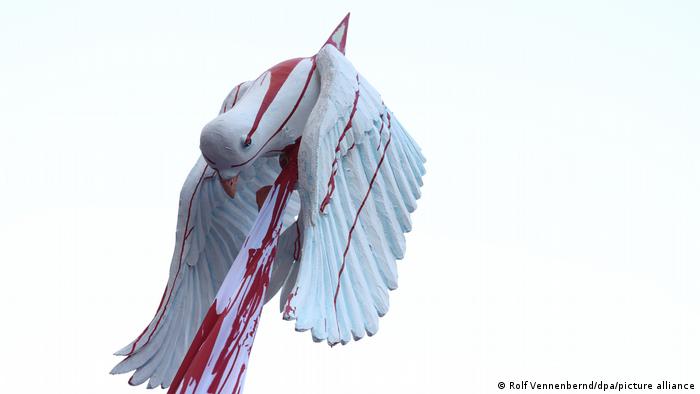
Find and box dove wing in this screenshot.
[283,45,425,345]
[111,81,299,388]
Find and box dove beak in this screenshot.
[220,174,239,198]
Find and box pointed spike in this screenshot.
[323,13,350,54]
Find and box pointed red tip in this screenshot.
[323,12,350,54]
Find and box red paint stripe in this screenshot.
[127,165,209,356]
[222,83,243,114]
[244,58,305,144]
[335,75,361,149]
[332,130,393,338]
[233,85,240,105]
[323,13,350,55]
[376,119,385,151]
[320,74,360,213]
[230,84,242,110]
[229,59,317,169]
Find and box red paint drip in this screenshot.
[229,59,317,169]
[283,286,299,318]
[332,130,393,339]
[244,58,304,144]
[230,84,242,109]
[320,74,360,213]
[185,226,195,241]
[168,143,300,394]
[126,165,209,356]
[222,83,243,114]
[376,119,385,151]
[293,220,301,261]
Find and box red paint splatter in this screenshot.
[283,286,299,318]
[320,74,360,213]
[168,143,300,394]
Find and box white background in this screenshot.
[1,1,699,393]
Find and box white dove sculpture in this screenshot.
[112,14,426,394]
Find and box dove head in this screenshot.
[199,13,350,196]
[199,56,320,182]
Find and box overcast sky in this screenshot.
[1,1,699,393]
